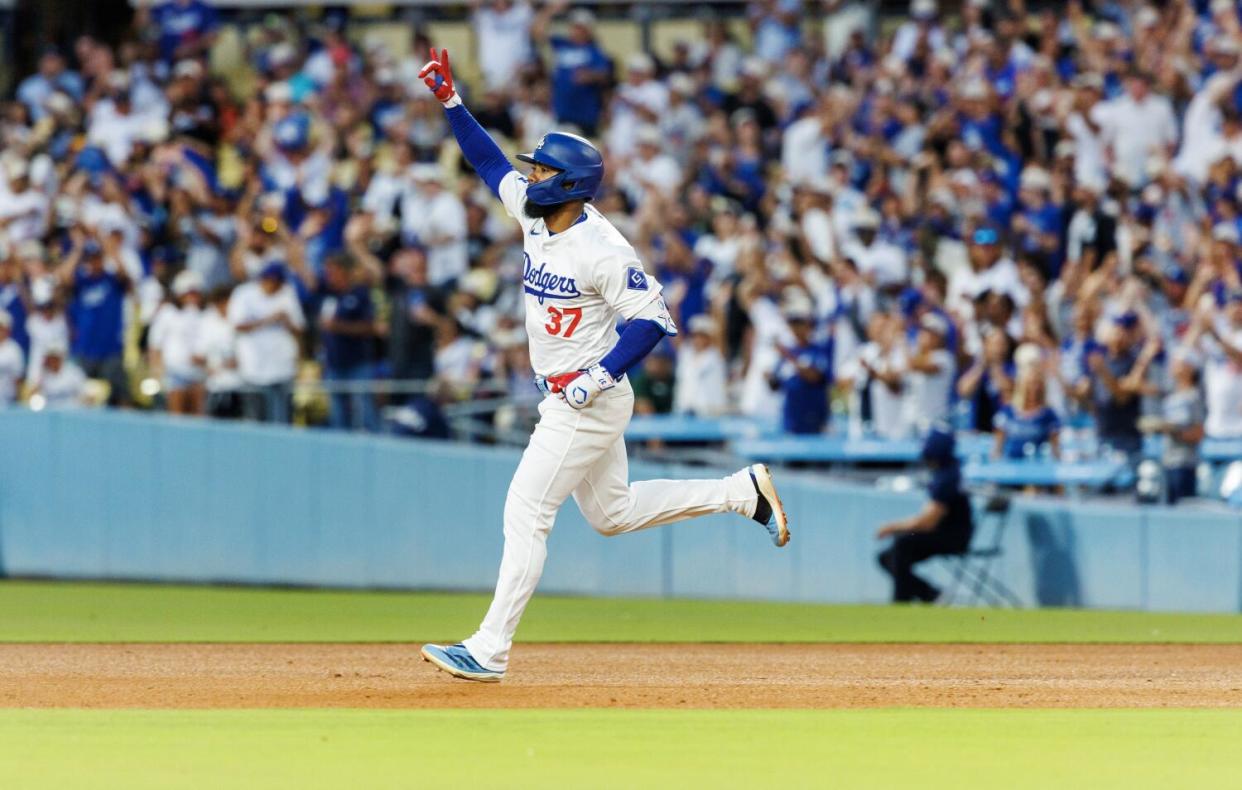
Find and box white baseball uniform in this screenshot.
[461,172,760,671]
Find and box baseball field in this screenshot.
[4,580,1242,788]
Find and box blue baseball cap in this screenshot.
[1113,310,1139,329]
[1163,265,1189,286]
[898,287,924,318]
[971,225,1000,245]
[259,261,287,281]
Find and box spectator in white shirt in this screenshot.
[227,263,305,423]
[1064,73,1109,190]
[472,0,535,91]
[618,126,683,206]
[1191,292,1242,439]
[903,311,955,433]
[87,71,150,167]
[0,157,50,246]
[781,96,832,186]
[29,340,86,410]
[196,286,243,419]
[0,311,24,406]
[892,0,946,62]
[846,311,909,439]
[841,208,907,289]
[674,315,729,417]
[1096,70,1178,187]
[149,270,207,415]
[796,179,837,265]
[607,53,669,160]
[401,165,468,287]
[24,278,68,389]
[660,73,705,160]
[949,225,1027,316]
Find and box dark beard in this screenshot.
[523,200,562,219]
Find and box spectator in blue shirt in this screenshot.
[304,255,380,432]
[16,49,83,122]
[146,0,219,65]
[1085,314,1160,458]
[55,237,131,406]
[993,371,1062,460]
[769,303,833,435]
[538,8,612,135]
[877,426,974,603]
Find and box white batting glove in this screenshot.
[559,364,616,410]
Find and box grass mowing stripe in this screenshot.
[4,580,1242,643]
[2,709,1239,789]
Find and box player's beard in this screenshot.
[523,200,562,220]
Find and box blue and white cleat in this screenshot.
[749,463,790,547]
[420,643,505,683]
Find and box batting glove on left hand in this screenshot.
[551,364,616,410]
[418,47,461,107]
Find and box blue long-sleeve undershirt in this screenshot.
[444,103,514,198]
[600,319,667,381]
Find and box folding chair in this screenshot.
[938,494,1023,607]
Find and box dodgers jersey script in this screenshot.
[497,170,670,376]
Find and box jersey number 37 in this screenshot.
[545,306,583,338]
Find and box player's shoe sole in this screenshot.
[420,644,505,683]
[750,463,790,547]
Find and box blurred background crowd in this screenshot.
[3,0,1242,500]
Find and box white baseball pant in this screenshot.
[462,379,759,671]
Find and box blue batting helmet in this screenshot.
[517,131,604,206]
[921,423,957,465]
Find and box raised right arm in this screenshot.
[419,47,515,199]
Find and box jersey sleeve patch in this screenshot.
[626,267,649,291]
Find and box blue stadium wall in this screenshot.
[0,410,1240,613]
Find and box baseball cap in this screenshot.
[626,52,655,74]
[259,261,287,282]
[852,208,881,230]
[568,8,596,27]
[636,125,662,148]
[172,269,205,297]
[689,314,717,335]
[1163,265,1190,286]
[1213,223,1241,244]
[1112,311,1139,329]
[898,287,924,318]
[971,225,1000,245]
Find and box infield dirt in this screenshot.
[3,643,1242,709]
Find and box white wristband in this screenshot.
[586,364,616,391]
[443,93,462,108]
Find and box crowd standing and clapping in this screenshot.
[2,0,1242,496]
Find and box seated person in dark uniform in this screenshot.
[876,426,974,603]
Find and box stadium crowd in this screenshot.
[2,0,1242,495]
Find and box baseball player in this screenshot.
[416,49,789,682]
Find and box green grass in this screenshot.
[1,708,1238,789]
[4,579,1242,643]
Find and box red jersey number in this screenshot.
[545,306,583,338]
